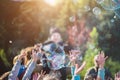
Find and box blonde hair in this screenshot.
[23,47,34,66]
[13,55,19,65]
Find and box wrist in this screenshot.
[99,64,104,69]
[33,58,37,62]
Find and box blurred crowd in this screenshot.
[0,28,120,80]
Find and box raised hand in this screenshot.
[32,49,38,62]
[18,50,26,61]
[37,70,46,80]
[74,61,86,75]
[69,50,80,62]
[97,51,108,68]
[115,71,120,80]
[32,73,39,80]
[34,43,42,53]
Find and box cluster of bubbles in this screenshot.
[71,0,120,19]
[96,0,104,4]
[69,6,101,22]
[97,0,120,18]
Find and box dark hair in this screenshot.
[50,27,61,36]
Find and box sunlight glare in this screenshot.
[44,0,58,6]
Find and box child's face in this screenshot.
[51,32,62,43]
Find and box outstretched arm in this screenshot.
[8,53,26,80]
[97,51,108,80]
[22,50,38,80]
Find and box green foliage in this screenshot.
[105,58,120,77]
[0,0,120,76]
[97,13,120,61]
[80,27,100,79]
[0,49,10,67]
[80,27,120,79]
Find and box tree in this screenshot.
[80,27,100,79]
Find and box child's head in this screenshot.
[49,27,62,43]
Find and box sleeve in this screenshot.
[98,68,105,80]
[71,66,75,77]
[71,66,80,80]
[8,60,21,80]
[22,60,36,80]
[72,75,80,80]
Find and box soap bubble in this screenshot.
[99,0,120,18]
[114,8,120,18]
[72,0,78,4]
[69,16,75,22]
[9,40,12,44]
[84,5,91,11]
[111,19,115,22]
[114,15,117,18]
[77,13,82,19]
[93,7,101,15]
[100,0,120,10]
[96,0,104,4]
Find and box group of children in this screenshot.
[0,28,120,80]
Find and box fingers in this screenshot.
[98,51,108,60]
[101,51,104,56]
[43,71,46,75]
[31,50,38,62]
[18,53,26,60]
[82,61,86,67]
[105,56,108,60]
[40,70,46,75]
[97,51,109,68]
[40,70,43,74]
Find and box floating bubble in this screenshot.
[84,5,91,11]
[114,15,117,18]
[92,7,101,15]
[69,16,75,22]
[72,0,78,4]
[111,19,115,22]
[100,0,120,10]
[114,8,120,18]
[77,9,82,18]
[96,0,104,4]
[77,13,82,19]
[9,40,12,43]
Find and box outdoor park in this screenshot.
[0,0,120,80]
